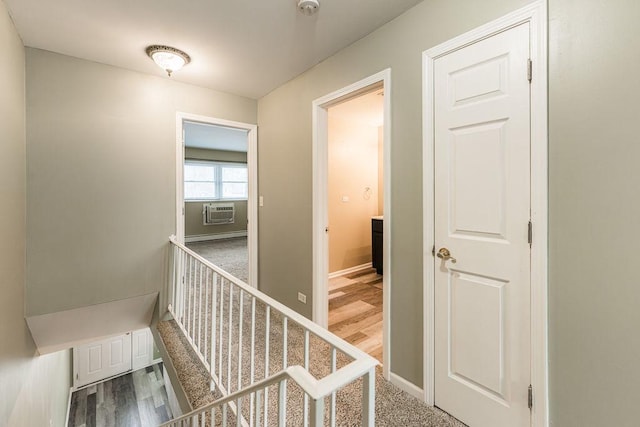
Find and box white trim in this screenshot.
[422,2,548,426]
[176,112,259,289]
[65,386,73,426]
[389,372,424,400]
[184,231,248,243]
[312,69,392,380]
[328,262,372,279]
[422,44,435,407]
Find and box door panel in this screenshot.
[434,23,531,427]
[450,272,507,400]
[88,345,102,374]
[75,333,132,388]
[449,120,508,239]
[132,328,153,371]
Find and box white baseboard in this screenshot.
[65,386,73,426]
[389,372,425,401]
[185,231,247,243]
[328,262,372,279]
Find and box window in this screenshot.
[184,161,248,200]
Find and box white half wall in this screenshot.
[26,293,158,354]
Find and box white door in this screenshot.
[132,328,153,371]
[433,23,531,426]
[75,333,132,388]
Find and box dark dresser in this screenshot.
[371,216,383,275]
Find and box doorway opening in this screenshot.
[175,113,258,287]
[312,69,391,378]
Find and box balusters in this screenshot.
[249,297,256,426]
[218,278,225,389]
[263,306,271,427]
[237,290,244,394]
[227,282,234,394]
[331,346,337,427]
[204,268,209,364]
[303,330,310,426]
[236,397,243,427]
[278,379,286,426]
[255,389,262,426]
[197,263,203,350]
[166,241,378,427]
[186,256,193,338]
[222,404,228,427]
[211,272,218,391]
[281,317,288,423]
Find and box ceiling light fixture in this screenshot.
[146,45,191,76]
[297,0,320,16]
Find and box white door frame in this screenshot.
[176,112,259,288]
[312,69,392,379]
[422,1,548,426]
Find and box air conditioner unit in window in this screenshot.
[203,202,235,225]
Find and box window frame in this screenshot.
[184,160,248,201]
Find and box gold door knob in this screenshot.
[437,247,457,263]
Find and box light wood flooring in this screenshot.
[68,363,173,427]
[328,268,383,363]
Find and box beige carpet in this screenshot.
[187,238,248,283]
[158,307,464,426]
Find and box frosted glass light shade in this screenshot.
[146,45,191,76]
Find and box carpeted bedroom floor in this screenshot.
[187,237,248,283]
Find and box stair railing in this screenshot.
[164,236,378,426]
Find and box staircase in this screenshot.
[158,237,378,426]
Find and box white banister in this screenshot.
[165,237,378,426]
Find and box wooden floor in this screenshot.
[68,363,173,427]
[328,268,383,363]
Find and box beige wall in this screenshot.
[25,48,257,316]
[548,0,640,425]
[0,3,71,426]
[257,0,533,387]
[328,114,380,273]
[185,201,248,238]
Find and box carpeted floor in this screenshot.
[158,295,465,426]
[187,237,248,283]
[172,238,464,427]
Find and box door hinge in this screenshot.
[76,373,79,380]
[527,59,533,83]
[528,384,533,410]
[528,221,533,246]
[432,245,435,257]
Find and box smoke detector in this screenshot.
[298,0,320,16]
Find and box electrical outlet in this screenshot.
[297,292,307,304]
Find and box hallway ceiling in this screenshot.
[5,0,422,99]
